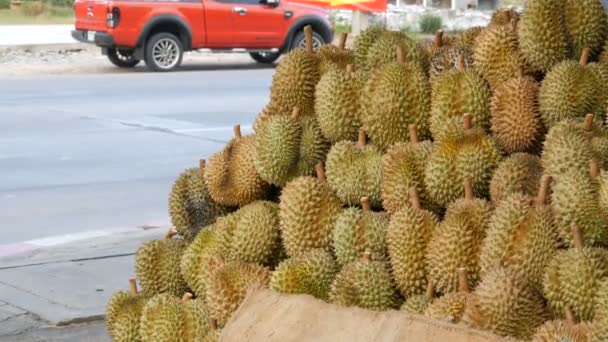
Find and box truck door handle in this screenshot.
[232,7,247,15]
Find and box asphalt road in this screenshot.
[0,69,273,245]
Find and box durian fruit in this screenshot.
[254,108,329,187]
[204,125,269,207]
[268,25,319,116]
[333,197,389,266]
[457,26,484,50]
[216,200,281,265]
[518,0,570,73]
[479,176,558,289]
[463,266,548,340]
[270,248,339,300]
[601,41,608,65]
[361,45,431,149]
[543,224,608,321]
[591,279,608,341]
[429,56,492,141]
[382,126,435,215]
[279,163,342,257]
[533,307,591,342]
[473,20,525,90]
[169,160,231,240]
[425,268,472,323]
[490,153,543,205]
[551,159,608,247]
[420,30,460,82]
[135,228,188,297]
[325,129,383,207]
[316,33,354,75]
[206,260,270,327]
[429,46,474,84]
[353,26,385,81]
[401,282,435,314]
[488,8,520,28]
[490,70,543,154]
[314,64,362,142]
[564,0,608,61]
[539,50,604,128]
[365,30,424,73]
[426,178,492,293]
[425,115,501,206]
[140,292,213,342]
[388,187,438,298]
[106,278,145,342]
[329,251,401,311]
[180,227,224,298]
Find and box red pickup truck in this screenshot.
[71,0,333,71]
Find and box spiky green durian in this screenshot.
[425,116,501,207]
[329,253,401,311]
[325,130,383,208]
[333,197,388,266]
[254,109,329,187]
[206,261,269,327]
[480,177,558,290]
[591,280,608,341]
[601,41,608,65]
[457,26,484,50]
[361,47,431,149]
[473,22,525,90]
[489,8,520,28]
[430,57,491,140]
[180,227,224,298]
[106,278,145,342]
[279,165,342,257]
[204,125,269,207]
[543,225,608,321]
[418,31,457,81]
[564,0,608,60]
[270,248,338,300]
[533,314,591,342]
[463,266,547,339]
[366,30,424,73]
[400,284,435,314]
[490,153,543,205]
[518,0,570,73]
[539,54,604,128]
[388,187,438,298]
[425,268,472,323]
[316,35,355,75]
[429,46,474,83]
[490,72,543,154]
[353,26,385,81]
[426,179,492,293]
[314,65,362,142]
[382,126,435,215]
[135,231,188,298]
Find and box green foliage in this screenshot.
[46,0,72,7]
[419,14,442,34]
[0,0,10,9]
[21,1,47,17]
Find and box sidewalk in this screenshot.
[0,25,75,46]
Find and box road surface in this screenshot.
[0,69,273,247]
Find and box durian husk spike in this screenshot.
[164,227,178,240]
[291,107,300,121]
[517,65,525,78]
[463,113,472,130]
[182,292,193,303]
[396,45,405,65]
[346,64,354,73]
[434,30,444,48]
[457,267,470,293]
[357,128,367,149]
[571,224,584,251]
[464,177,474,201]
[361,197,371,211]
[304,25,314,55]
[199,159,206,176]
[315,162,326,183]
[583,114,595,131]
[590,159,600,178]
[338,33,348,50]
[409,186,422,210]
[408,124,419,144]
[233,124,242,139]
[535,175,552,207]
[565,306,576,328]
[128,277,138,297]
[580,48,591,66]
[425,280,434,300]
[457,54,465,71]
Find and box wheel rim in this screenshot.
[298,36,322,50]
[152,38,180,69]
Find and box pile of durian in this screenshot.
[106,1,608,341]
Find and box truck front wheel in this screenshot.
[107,48,140,68]
[144,33,184,72]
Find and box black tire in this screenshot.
[291,30,325,51]
[249,51,281,64]
[144,32,184,72]
[107,48,140,68]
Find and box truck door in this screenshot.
[231,0,287,48]
[203,0,237,47]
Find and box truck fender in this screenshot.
[136,15,193,51]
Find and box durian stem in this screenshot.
[590,160,600,178]
[346,64,354,73]
[233,124,242,138]
[182,292,193,303]
[362,250,372,262]
[304,25,314,55]
[456,54,465,71]
[164,227,178,239]
[199,159,206,175]
[583,114,595,131]
[463,114,472,130]
[128,277,138,297]
[464,177,474,201]
[408,124,419,144]
[425,281,434,300]
[291,107,300,121]
[565,306,576,327]
[457,268,470,293]
[211,319,218,331]
[535,175,552,207]
[361,197,371,211]
[409,186,422,210]
[580,48,591,66]
[338,33,348,50]
[315,162,326,183]
[434,30,443,48]
[571,224,584,250]
[395,45,405,65]
[357,128,367,149]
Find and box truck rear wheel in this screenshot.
[291,30,325,51]
[144,32,184,72]
[107,48,140,68]
[249,52,281,64]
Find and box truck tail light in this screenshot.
[107,7,120,28]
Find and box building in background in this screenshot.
[395,0,500,10]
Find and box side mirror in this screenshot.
[260,0,279,6]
